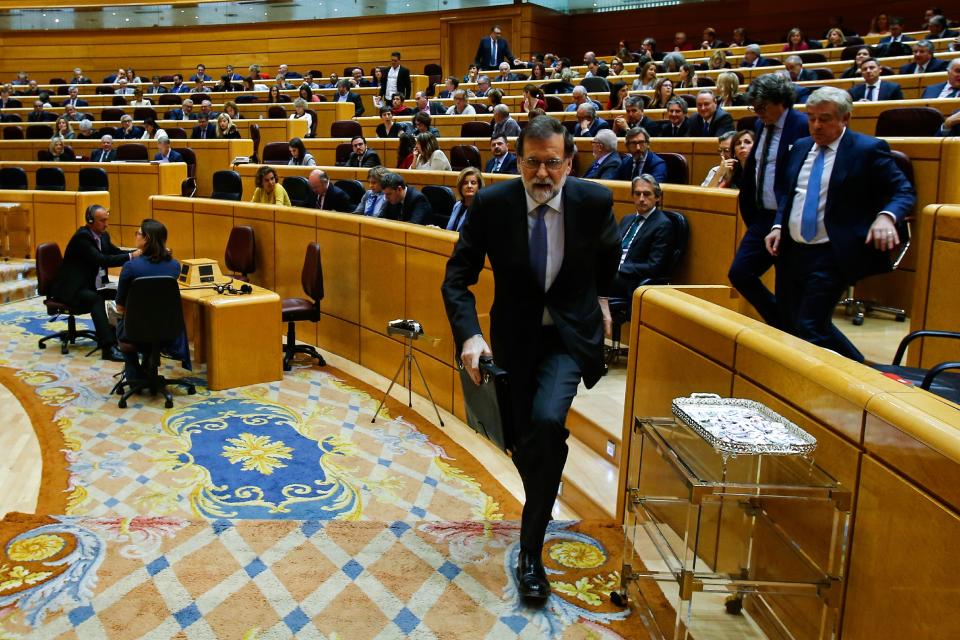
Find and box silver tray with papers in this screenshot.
[671,393,817,456]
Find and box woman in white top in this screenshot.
[445,90,476,116]
[632,61,658,91]
[140,118,167,141]
[288,137,316,166]
[130,87,152,107]
[290,98,313,137]
[412,132,451,171]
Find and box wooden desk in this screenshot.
[178,279,282,390]
[0,202,31,259]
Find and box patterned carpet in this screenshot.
[0,297,658,638]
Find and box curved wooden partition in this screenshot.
[619,286,960,639]
[0,189,109,255]
[909,204,960,368]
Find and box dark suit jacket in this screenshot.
[848,81,904,101]
[167,109,198,121]
[54,227,130,303]
[61,98,89,108]
[741,57,778,68]
[921,81,959,99]
[653,120,690,137]
[774,131,916,283]
[583,152,623,180]
[739,108,809,227]
[615,208,677,291]
[616,116,657,136]
[0,98,22,109]
[791,69,818,82]
[899,59,949,75]
[379,65,411,99]
[191,123,217,139]
[382,186,431,225]
[686,108,735,136]
[153,149,183,163]
[573,118,611,137]
[346,150,382,168]
[119,126,144,140]
[336,92,364,117]
[441,177,620,389]
[484,152,518,174]
[616,151,667,183]
[90,149,117,162]
[307,185,353,213]
[474,36,514,69]
[879,35,915,44]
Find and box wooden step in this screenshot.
[559,436,619,520]
[567,360,628,466]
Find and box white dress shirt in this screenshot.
[756,108,789,210]
[861,79,883,101]
[525,189,565,324]
[788,129,845,244]
[386,66,400,98]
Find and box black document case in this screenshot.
[458,357,513,453]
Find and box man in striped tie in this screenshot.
[764,87,915,362]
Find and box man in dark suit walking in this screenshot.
[56,204,139,361]
[474,24,515,70]
[765,87,915,362]
[441,117,620,603]
[605,174,677,297]
[345,136,382,168]
[687,89,734,136]
[485,135,518,174]
[380,173,431,225]
[730,74,808,326]
[380,51,412,100]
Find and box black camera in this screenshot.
[387,319,424,339]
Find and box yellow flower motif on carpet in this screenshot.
[221,433,294,476]
[7,534,66,562]
[549,540,606,569]
[552,576,602,607]
[0,565,54,592]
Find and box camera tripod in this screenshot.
[371,329,445,427]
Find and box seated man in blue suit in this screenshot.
[898,40,948,75]
[687,89,735,137]
[617,127,667,183]
[879,17,915,44]
[153,136,183,163]
[764,87,915,362]
[848,58,904,101]
[484,135,518,174]
[921,58,960,99]
[582,129,623,179]
[604,174,678,298]
[572,102,610,137]
[740,44,778,69]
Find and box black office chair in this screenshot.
[581,76,610,93]
[330,120,362,139]
[450,145,482,171]
[211,170,243,200]
[460,121,492,138]
[282,242,326,371]
[165,127,188,140]
[334,143,353,166]
[25,124,53,139]
[159,94,182,105]
[0,167,28,189]
[35,242,100,354]
[115,144,149,161]
[283,176,311,207]
[870,331,960,404]
[3,126,24,139]
[100,107,126,121]
[249,123,261,163]
[658,152,689,185]
[422,185,456,227]
[78,167,109,192]
[110,276,196,409]
[267,105,287,119]
[607,210,690,361]
[35,167,66,191]
[225,225,256,281]
[334,179,364,208]
[875,108,945,137]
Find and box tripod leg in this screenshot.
[372,355,407,423]
[411,352,445,427]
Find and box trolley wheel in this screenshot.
[852,316,864,326]
[895,313,906,322]
[38,341,46,349]
[724,595,743,615]
[165,399,173,409]
[610,590,628,607]
[118,398,127,409]
[61,342,69,354]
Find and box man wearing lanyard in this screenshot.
[55,205,141,361]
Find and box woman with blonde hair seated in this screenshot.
[825,28,847,48]
[47,136,75,161]
[715,71,746,107]
[412,132,451,171]
[446,167,483,232]
[216,113,241,139]
[54,117,75,140]
[251,165,291,206]
[708,50,731,70]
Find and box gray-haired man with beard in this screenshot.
[441,116,620,604]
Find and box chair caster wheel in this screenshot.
[187,386,196,395]
[165,399,173,409]
[895,313,906,322]
[610,590,628,607]
[724,595,743,615]
[852,316,864,326]
[38,341,46,349]
[61,343,69,354]
[283,362,292,372]
[118,399,127,408]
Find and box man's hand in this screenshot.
[130,249,142,259]
[599,297,613,339]
[866,215,900,251]
[613,116,627,133]
[944,110,960,128]
[460,334,492,385]
[765,227,781,256]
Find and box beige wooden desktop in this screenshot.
[177,278,283,390]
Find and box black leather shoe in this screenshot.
[101,346,125,362]
[516,549,550,603]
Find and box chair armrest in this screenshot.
[892,329,960,365]
[921,362,960,391]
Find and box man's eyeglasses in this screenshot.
[626,138,649,146]
[520,157,565,171]
[632,190,655,197]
